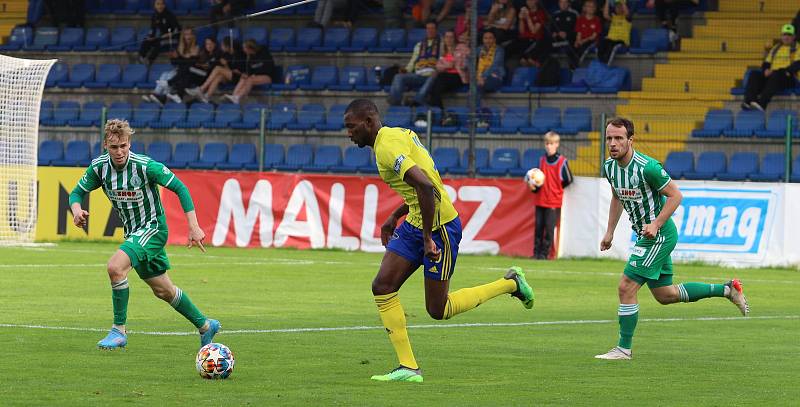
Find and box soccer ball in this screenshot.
[524,168,545,190]
[196,343,235,379]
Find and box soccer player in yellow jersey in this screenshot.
[343,99,536,383]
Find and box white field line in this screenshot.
[0,315,796,336]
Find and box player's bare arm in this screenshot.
[642,181,682,239]
[601,188,623,251]
[403,166,440,261]
[380,204,409,246]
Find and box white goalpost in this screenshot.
[0,54,56,245]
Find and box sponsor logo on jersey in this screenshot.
[428,265,438,273]
[163,167,171,175]
[110,189,144,203]
[130,174,142,188]
[616,188,642,202]
[631,246,646,257]
[629,260,637,267]
[393,155,406,174]
[629,173,640,187]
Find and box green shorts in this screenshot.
[120,227,171,280]
[623,228,677,289]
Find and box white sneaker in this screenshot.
[198,93,209,104]
[185,87,201,97]
[141,94,154,103]
[749,101,764,112]
[725,279,750,316]
[223,94,240,104]
[166,93,182,104]
[594,347,632,360]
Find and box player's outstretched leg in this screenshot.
[439,266,534,320]
[674,279,749,316]
[168,286,221,348]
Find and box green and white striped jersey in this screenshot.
[604,150,674,237]
[75,152,175,237]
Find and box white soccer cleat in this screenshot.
[594,347,632,360]
[726,279,750,316]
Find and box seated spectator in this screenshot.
[413,0,456,25]
[223,39,275,104]
[477,30,506,95]
[455,4,484,44]
[506,0,551,67]
[388,21,441,107]
[139,0,181,66]
[426,31,468,119]
[186,37,244,103]
[171,36,222,103]
[485,0,517,45]
[143,28,200,105]
[743,24,799,112]
[598,0,631,65]
[210,0,252,27]
[647,0,699,42]
[570,0,601,69]
[549,0,578,55]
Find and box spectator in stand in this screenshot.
[455,4,484,44]
[223,39,275,104]
[388,21,441,107]
[742,24,800,112]
[530,131,573,260]
[186,37,245,103]
[485,0,517,45]
[311,0,368,29]
[210,0,252,27]
[647,0,699,42]
[170,37,222,103]
[143,28,200,105]
[477,30,506,95]
[413,0,456,25]
[426,30,468,124]
[570,0,602,69]
[139,0,181,66]
[506,0,551,67]
[550,0,579,57]
[598,0,631,65]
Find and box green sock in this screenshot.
[677,283,725,302]
[111,279,129,326]
[618,304,639,350]
[170,287,207,329]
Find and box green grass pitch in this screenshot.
[1,242,798,406]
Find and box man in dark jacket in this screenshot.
[139,0,181,65]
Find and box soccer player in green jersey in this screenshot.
[595,118,750,360]
[344,99,535,382]
[68,119,220,350]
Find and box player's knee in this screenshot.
[106,262,126,280]
[150,285,173,301]
[371,278,395,296]
[655,295,673,305]
[426,305,445,320]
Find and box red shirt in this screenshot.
[537,155,567,208]
[519,9,547,41]
[575,15,602,43]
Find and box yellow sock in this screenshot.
[374,292,418,370]
[443,278,517,319]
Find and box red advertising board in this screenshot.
[162,171,535,257]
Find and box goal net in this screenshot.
[0,54,56,245]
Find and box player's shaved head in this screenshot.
[345,99,379,120]
[344,99,382,148]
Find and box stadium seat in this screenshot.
[342,27,378,52]
[147,141,173,163]
[756,110,798,138]
[304,145,342,172]
[496,107,529,134]
[792,155,800,182]
[664,151,694,179]
[230,103,267,129]
[76,27,109,51]
[137,64,173,89]
[205,103,242,129]
[46,27,83,51]
[176,103,214,128]
[717,152,758,181]
[287,27,322,52]
[286,104,325,131]
[243,143,285,170]
[194,25,215,44]
[0,26,33,51]
[313,28,350,52]
[316,104,347,131]
[521,107,560,134]
[433,147,461,174]
[42,101,79,126]
[510,148,546,177]
[52,140,91,166]
[68,101,104,127]
[530,68,571,93]
[129,141,146,155]
[723,110,764,137]
[243,26,269,47]
[384,106,412,128]
[684,151,725,180]
[40,101,54,124]
[480,148,520,176]
[371,28,405,52]
[629,28,669,54]
[45,63,68,88]
[269,27,295,51]
[216,27,241,44]
[330,146,371,173]
[500,67,536,93]
[692,109,733,137]
[129,102,160,128]
[299,65,338,91]
[38,140,64,166]
[149,103,186,128]
[358,154,378,174]
[274,144,313,171]
[553,107,592,135]
[27,27,59,51]
[166,142,200,169]
[60,64,95,88]
[107,101,134,122]
[117,0,144,14]
[431,106,469,133]
[110,64,148,89]
[329,65,367,91]
[461,148,490,173]
[85,64,121,88]
[559,68,590,93]
[217,143,256,170]
[749,153,786,182]
[189,142,228,169]
[109,26,136,51]
[174,0,200,15]
[271,65,311,91]
[399,28,426,53]
[267,103,296,130]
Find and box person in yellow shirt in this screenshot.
[343,99,535,383]
[598,0,631,65]
[743,24,799,111]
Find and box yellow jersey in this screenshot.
[765,42,799,77]
[606,14,631,45]
[374,126,459,230]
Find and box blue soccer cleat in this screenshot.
[200,319,221,348]
[97,327,127,350]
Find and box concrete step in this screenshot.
[641,77,736,93]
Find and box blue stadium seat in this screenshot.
[110,64,148,89]
[530,68,571,93]
[166,142,200,169]
[194,26,215,45]
[38,140,64,165]
[717,152,758,181]
[75,27,109,51]
[45,62,68,88]
[0,26,33,51]
[330,146,371,173]
[286,104,325,130]
[500,67,536,93]
[692,109,733,137]
[137,64,173,89]
[40,101,54,124]
[750,153,786,182]
[189,142,228,169]
[267,103,296,130]
[461,148,490,173]
[151,102,187,128]
[52,140,91,166]
[174,0,200,15]
[68,101,104,127]
[792,155,800,182]
[510,148,546,177]
[304,145,342,172]
[130,141,146,155]
[42,101,79,126]
[664,151,694,179]
[129,102,160,128]
[243,26,268,46]
[521,107,560,134]
[230,103,266,129]
[300,65,338,91]
[342,27,377,52]
[271,64,311,91]
[244,143,285,170]
[432,106,469,133]
[684,151,725,180]
[384,106,412,128]
[316,104,347,131]
[756,110,798,138]
[358,154,378,174]
[723,110,764,137]
[399,28,426,53]
[147,141,173,163]
[218,143,256,170]
[287,27,321,52]
[109,26,136,51]
[216,27,241,44]
[59,63,95,88]
[117,0,143,14]
[27,27,59,51]
[495,107,529,134]
[371,28,405,52]
[85,64,121,88]
[433,147,462,174]
[107,101,134,121]
[480,148,520,176]
[629,28,669,54]
[559,68,589,93]
[313,28,350,52]
[204,103,241,128]
[553,107,592,135]
[330,65,367,91]
[274,144,313,171]
[269,27,295,51]
[176,102,214,128]
[47,27,83,51]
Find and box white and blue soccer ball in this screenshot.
[524,168,545,190]
[196,343,235,379]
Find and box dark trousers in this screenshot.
[655,0,696,29]
[744,69,796,109]
[426,72,464,109]
[598,39,625,64]
[534,206,560,259]
[45,0,85,27]
[138,37,163,64]
[506,37,552,64]
[567,41,594,69]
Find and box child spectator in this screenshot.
[531,131,573,260]
[139,0,181,66]
[223,39,275,104]
[570,0,602,68]
[598,0,631,65]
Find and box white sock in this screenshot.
[724,286,731,297]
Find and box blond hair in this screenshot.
[544,131,560,143]
[104,119,135,143]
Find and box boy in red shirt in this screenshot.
[569,0,602,69]
[531,131,573,259]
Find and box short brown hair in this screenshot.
[606,117,634,138]
[104,119,134,142]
